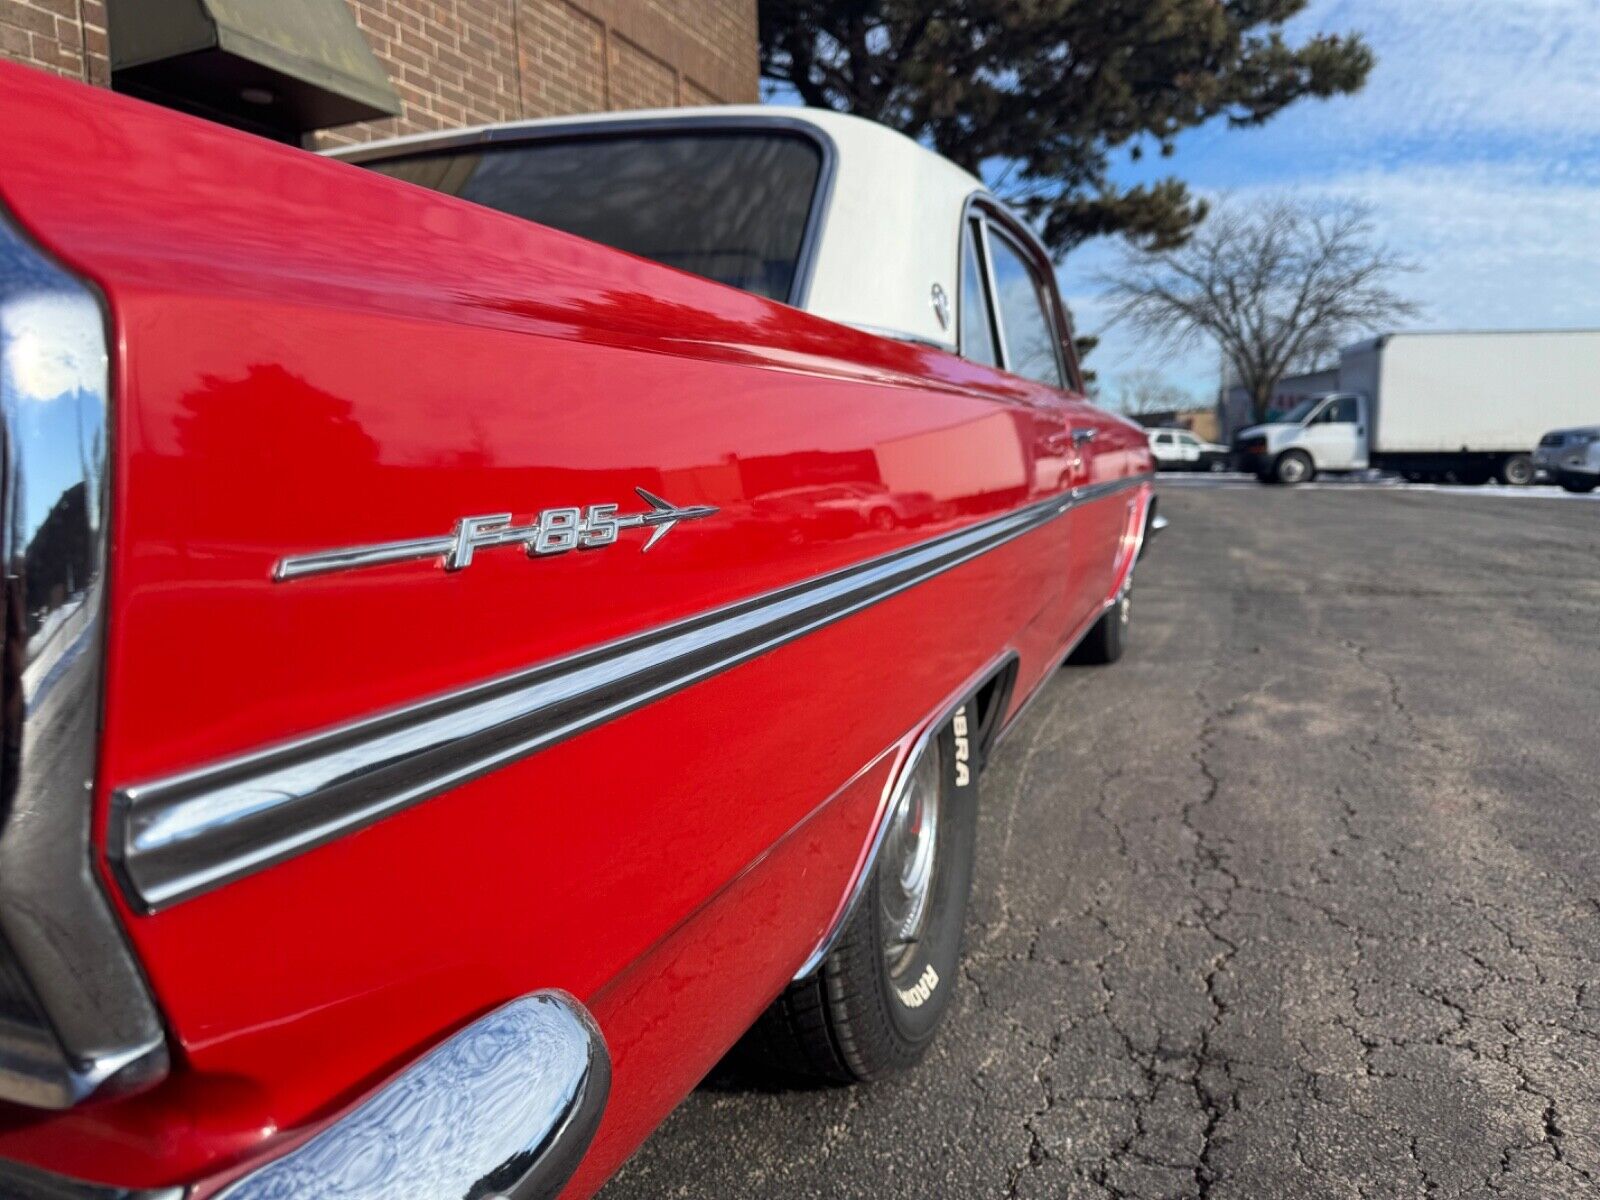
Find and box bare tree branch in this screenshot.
[1097,197,1419,423]
[1114,369,1196,417]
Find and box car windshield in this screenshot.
[1278,398,1323,424]
[362,131,825,304]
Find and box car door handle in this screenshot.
[1071,427,1098,447]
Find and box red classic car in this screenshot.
[0,63,1155,1198]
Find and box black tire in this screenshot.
[739,714,978,1083]
[1561,478,1598,494]
[1070,586,1131,666]
[1274,450,1315,486]
[1498,454,1536,487]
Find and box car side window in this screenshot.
[1329,396,1358,423]
[984,226,1065,388]
[958,219,1000,367]
[1152,432,1172,445]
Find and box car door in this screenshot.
[954,209,1083,651]
[1299,394,1367,470]
[967,209,1124,635]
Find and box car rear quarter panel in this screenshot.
[0,65,1150,1192]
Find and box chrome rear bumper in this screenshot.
[0,990,610,1200]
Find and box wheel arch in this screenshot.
[792,650,1017,981]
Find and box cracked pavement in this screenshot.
[600,485,1600,1199]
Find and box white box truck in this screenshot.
[1234,330,1600,485]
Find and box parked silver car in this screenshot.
[1535,426,1600,493]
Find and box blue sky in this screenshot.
[1060,0,1600,406]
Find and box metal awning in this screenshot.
[109,0,401,140]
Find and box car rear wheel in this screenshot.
[1071,584,1131,666]
[1498,454,1536,487]
[1274,450,1315,486]
[738,714,977,1084]
[1561,477,1598,494]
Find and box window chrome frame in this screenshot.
[957,193,1081,393]
[978,217,1069,391]
[955,204,1002,370]
[326,114,839,311]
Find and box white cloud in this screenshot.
[1289,163,1600,329]
[1067,161,1600,397]
[1289,0,1600,150]
[1065,3,1600,400]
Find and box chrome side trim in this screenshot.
[792,651,1018,981]
[113,473,1152,912]
[216,990,609,1200]
[0,1159,182,1200]
[0,209,169,1107]
[841,321,952,352]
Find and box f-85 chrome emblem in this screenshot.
[274,488,717,581]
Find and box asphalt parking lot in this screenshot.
[602,480,1600,1199]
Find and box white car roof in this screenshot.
[328,106,998,352]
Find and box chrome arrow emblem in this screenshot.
[273,487,718,581]
[632,487,711,552]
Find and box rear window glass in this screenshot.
[363,132,824,303]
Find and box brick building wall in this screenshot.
[0,0,759,146]
[1,0,110,86]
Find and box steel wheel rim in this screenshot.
[879,740,942,976]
